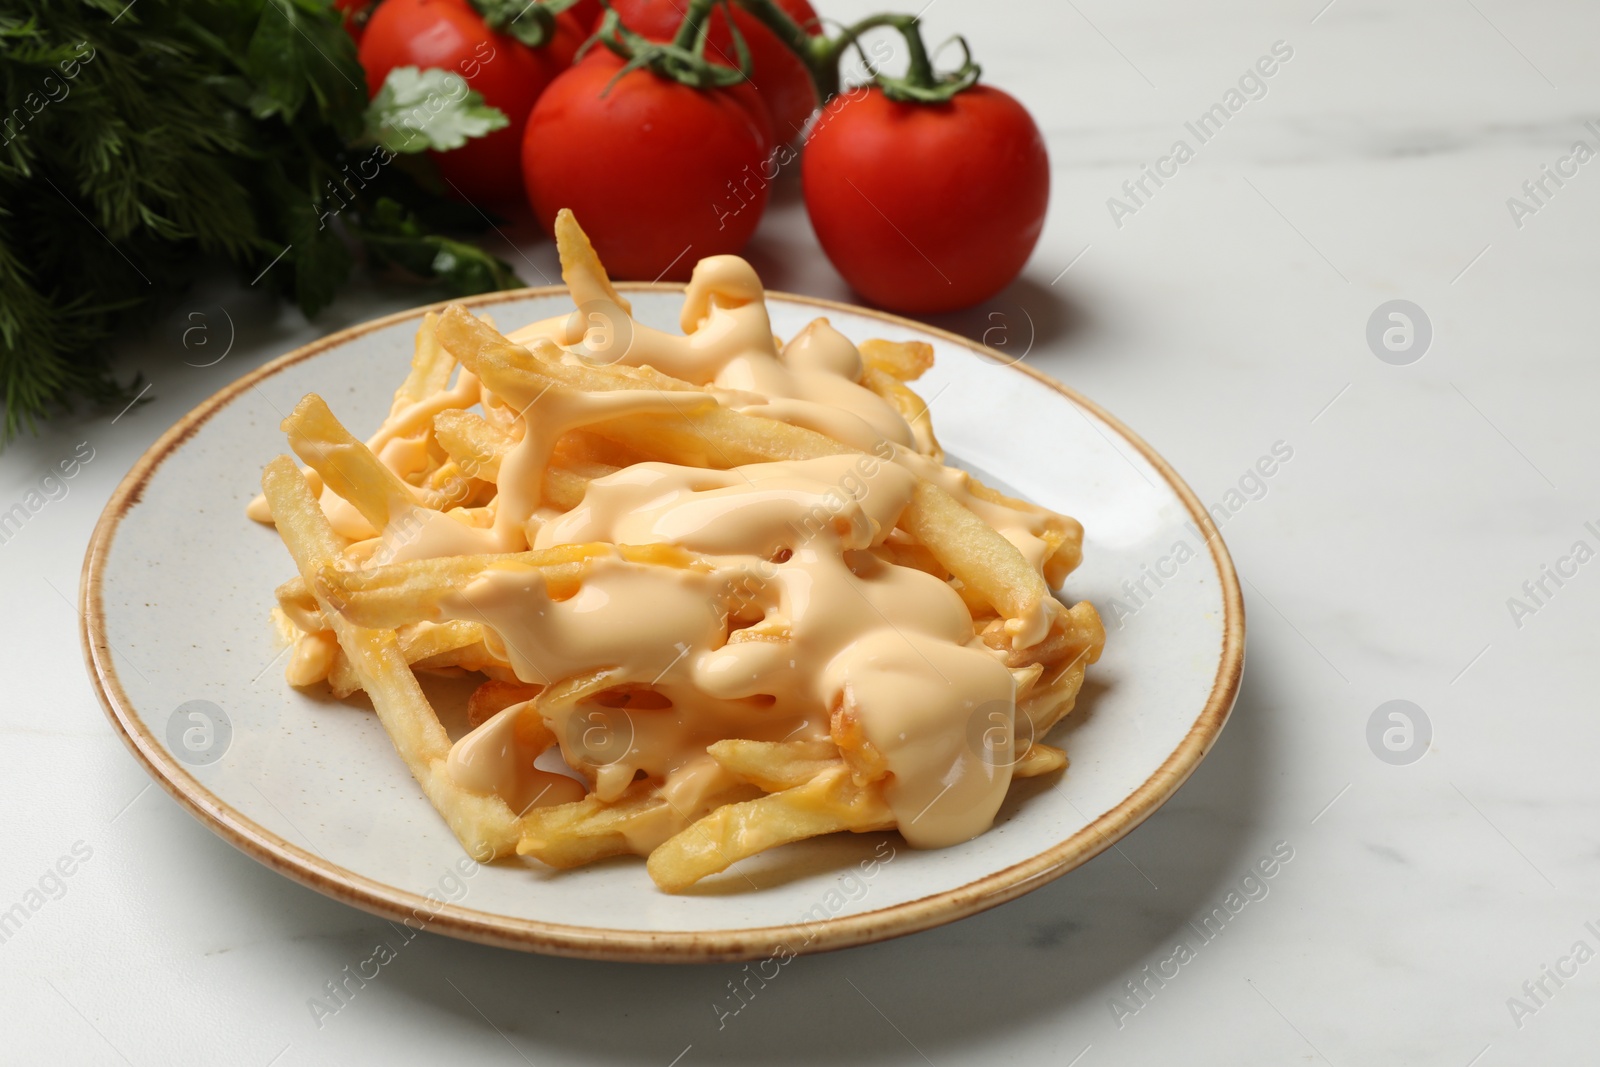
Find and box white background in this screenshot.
[2,0,1596,1063]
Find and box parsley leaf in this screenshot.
[355,197,522,295]
[366,66,509,154]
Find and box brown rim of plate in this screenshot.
[79,283,1245,964]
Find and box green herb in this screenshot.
[469,0,579,50]
[366,66,509,153]
[0,0,524,442]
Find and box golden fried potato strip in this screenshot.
[433,409,510,482]
[517,776,759,870]
[315,543,705,630]
[859,338,934,381]
[830,689,889,785]
[468,679,545,728]
[432,410,603,511]
[262,456,520,859]
[861,366,943,461]
[283,394,418,532]
[1021,656,1093,740]
[516,783,667,869]
[982,600,1106,672]
[962,476,1085,583]
[646,764,893,892]
[1013,743,1068,779]
[395,310,454,406]
[274,575,323,632]
[904,480,1052,641]
[707,739,840,792]
[437,304,703,402]
[555,207,632,317]
[325,619,490,699]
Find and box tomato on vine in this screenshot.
[522,48,773,279]
[609,0,821,142]
[715,1,1052,313]
[802,83,1050,313]
[359,0,585,206]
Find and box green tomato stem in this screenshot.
[670,0,719,53]
[726,0,978,104]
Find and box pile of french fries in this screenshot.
[257,211,1104,892]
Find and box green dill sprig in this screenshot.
[0,0,523,442]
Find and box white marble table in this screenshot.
[3,1,1595,1063]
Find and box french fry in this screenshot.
[555,207,632,317]
[283,394,420,531]
[436,305,704,405]
[315,543,706,630]
[962,475,1085,583]
[555,429,645,471]
[274,575,323,632]
[468,679,545,728]
[1013,743,1068,778]
[433,409,510,482]
[395,311,454,407]
[410,641,504,674]
[859,337,934,381]
[872,539,948,581]
[422,461,493,508]
[325,619,491,698]
[1021,655,1092,740]
[258,210,1108,894]
[516,783,668,869]
[981,600,1106,671]
[262,456,522,859]
[518,776,759,869]
[321,555,584,628]
[861,365,943,461]
[431,410,601,510]
[439,304,1061,640]
[904,480,1053,642]
[646,765,893,892]
[707,739,840,792]
[830,689,890,785]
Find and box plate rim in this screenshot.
[79,283,1245,963]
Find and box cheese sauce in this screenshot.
[274,252,1081,850]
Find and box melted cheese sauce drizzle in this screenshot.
[284,253,1079,851]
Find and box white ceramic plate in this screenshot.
[81,286,1243,962]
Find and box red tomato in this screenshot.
[567,0,604,29]
[359,0,585,206]
[802,85,1051,314]
[333,0,374,44]
[522,50,772,280]
[610,0,820,143]
[723,78,776,158]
